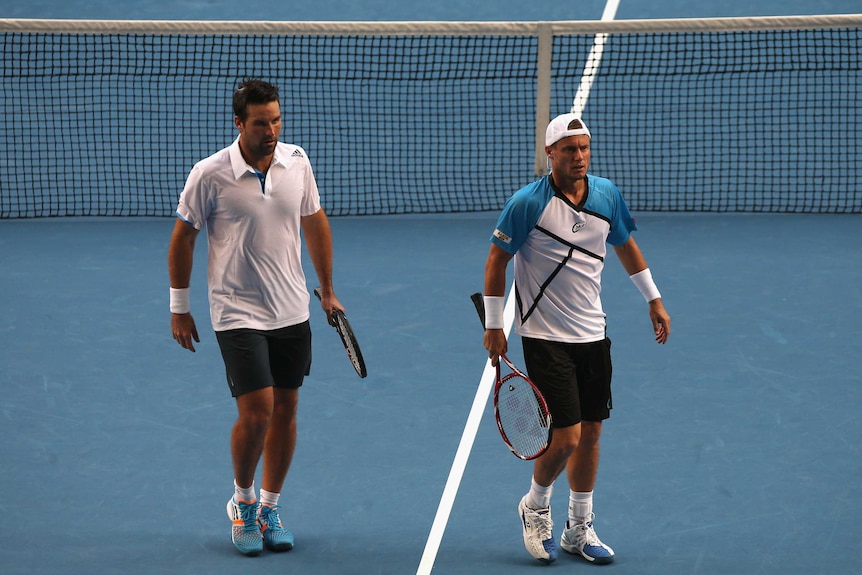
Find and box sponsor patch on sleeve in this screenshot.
[492,228,512,244]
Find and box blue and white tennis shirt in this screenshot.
[490,174,637,343]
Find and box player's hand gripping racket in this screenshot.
[470,292,552,460]
[314,287,367,378]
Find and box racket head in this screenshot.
[313,286,367,379]
[493,359,552,460]
[469,292,553,459]
[331,308,368,378]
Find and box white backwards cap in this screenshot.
[545,113,591,147]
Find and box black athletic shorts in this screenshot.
[521,336,613,428]
[215,321,312,398]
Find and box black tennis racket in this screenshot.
[314,287,367,378]
[470,292,552,460]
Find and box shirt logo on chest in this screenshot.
[572,221,586,233]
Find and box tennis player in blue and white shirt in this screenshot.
[482,113,671,566]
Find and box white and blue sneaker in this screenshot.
[560,513,615,564]
[226,497,263,556]
[258,504,295,552]
[518,495,557,564]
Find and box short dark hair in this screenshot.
[232,79,280,120]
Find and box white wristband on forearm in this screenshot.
[170,287,190,314]
[483,295,505,329]
[630,268,661,302]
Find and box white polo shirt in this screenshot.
[176,137,321,332]
[490,174,637,343]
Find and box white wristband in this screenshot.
[170,287,190,314]
[483,295,505,329]
[630,268,661,303]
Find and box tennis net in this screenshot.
[1,15,860,218]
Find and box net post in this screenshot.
[534,22,552,176]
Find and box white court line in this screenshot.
[415,285,516,575]
[415,3,619,572]
[571,0,620,115]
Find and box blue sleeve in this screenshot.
[604,181,638,246]
[490,180,552,254]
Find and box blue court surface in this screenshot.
[1,212,861,575]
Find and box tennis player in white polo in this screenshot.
[168,78,343,557]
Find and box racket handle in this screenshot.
[313,286,336,324]
[470,292,486,328]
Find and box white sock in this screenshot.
[527,477,553,509]
[260,489,280,509]
[234,480,256,503]
[568,490,593,524]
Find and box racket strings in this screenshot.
[497,379,551,458]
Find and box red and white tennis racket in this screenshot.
[470,292,552,460]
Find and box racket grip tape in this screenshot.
[313,286,335,324]
[470,292,486,328]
